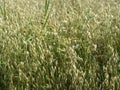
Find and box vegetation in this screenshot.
[0,0,120,90]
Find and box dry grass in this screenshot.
[0,0,120,90]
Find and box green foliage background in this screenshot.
[0,0,120,90]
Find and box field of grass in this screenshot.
[0,0,120,90]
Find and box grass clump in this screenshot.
[0,0,120,90]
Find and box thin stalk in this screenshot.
[3,0,7,20]
[42,0,51,29]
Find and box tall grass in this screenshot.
[0,0,120,90]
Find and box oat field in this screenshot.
[0,0,120,90]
